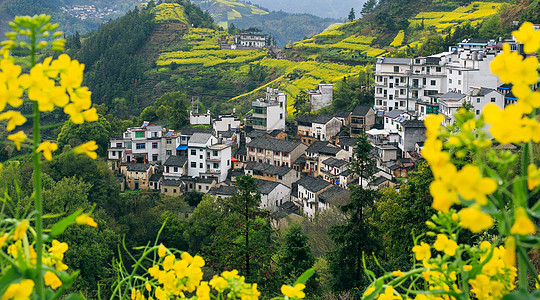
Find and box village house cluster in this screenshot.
[107,37,526,219]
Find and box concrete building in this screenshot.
[307,83,333,112]
[187,133,232,182]
[304,141,349,177]
[251,88,286,132]
[213,114,241,133]
[163,156,188,179]
[235,32,267,48]
[320,157,349,185]
[383,110,413,132]
[398,119,426,155]
[108,123,163,164]
[246,137,307,168]
[350,105,376,137]
[190,110,211,125]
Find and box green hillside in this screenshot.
[193,0,269,28]
[286,0,513,63]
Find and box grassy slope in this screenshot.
[193,0,268,28]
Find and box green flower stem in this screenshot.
[30,26,45,299]
[517,141,531,290]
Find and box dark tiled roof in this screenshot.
[247,137,302,153]
[373,176,392,186]
[247,130,267,138]
[235,146,247,156]
[246,162,293,176]
[209,185,238,196]
[164,155,187,167]
[334,111,351,118]
[149,173,162,182]
[218,131,235,138]
[322,157,348,168]
[403,119,425,128]
[294,155,307,165]
[162,179,183,187]
[181,128,213,136]
[295,176,331,193]
[189,133,213,144]
[319,185,350,205]
[380,57,412,65]
[440,92,466,101]
[125,163,151,172]
[338,137,355,147]
[352,105,373,116]
[296,115,334,126]
[256,179,281,194]
[384,109,406,119]
[266,129,285,137]
[195,177,216,184]
[306,141,341,155]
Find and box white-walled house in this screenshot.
[163,156,188,179]
[437,92,467,124]
[187,133,232,182]
[295,176,332,218]
[296,115,342,142]
[107,123,163,165]
[190,110,211,125]
[213,115,241,133]
[256,179,291,212]
[467,87,504,116]
[383,110,413,132]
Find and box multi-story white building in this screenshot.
[307,83,333,112]
[187,133,232,182]
[247,137,307,168]
[107,123,163,165]
[252,88,286,132]
[437,92,467,124]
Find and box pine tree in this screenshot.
[348,8,356,22]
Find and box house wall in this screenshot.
[161,184,184,197]
[399,126,426,153]
[261,184,291,212]
[469,91,504,117]
[213,117,241,132]
[312,118,341,141]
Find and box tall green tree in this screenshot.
[56,114,111,157]
[293,90,310,116]
[350,131,375,186]
[327,186,380,293]
[348,8,356,22]
[203,176,276,287]
[361,0,377,16]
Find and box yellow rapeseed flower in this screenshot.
[512,84,540,113]
[281,283,305,299]
[412,242,431,261]
[44,271,62,290]
[0,233,8,248]
[7,131,27,150]
[433,234,459,256]
[527,164,540,190]
[196,282,210,300]
[510,207,536,235]
[75,214,97,227]
[0,59,24,111]
[13,219,28,240]
[36,141,57,161]
[512,22,540,53]
[49,239,68,259]
[392,270,405,277]
[364,286,375,297]
[424,114,444,138]
[0,110,26,131]
[210,275,228,292]
[158,244,167,258]
[377,286,402,300]
[458,206,494,233]
[73,141,98,159]
[483,103,540,144]
[0,279,34,300]
[502,237,516,267]
[454,165,497,205]
[490,43,539,86]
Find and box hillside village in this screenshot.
[106,35,526,221]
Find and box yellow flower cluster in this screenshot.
[135,246,260,300]
[468,242,517,300]
[281,283,306,299]
[422,114,496,233]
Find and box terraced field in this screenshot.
[408,2,503,32]
[152,3,188,24]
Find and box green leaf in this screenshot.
[49,209,83,238]
[501,288,537,300]
[294,268,314,285]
